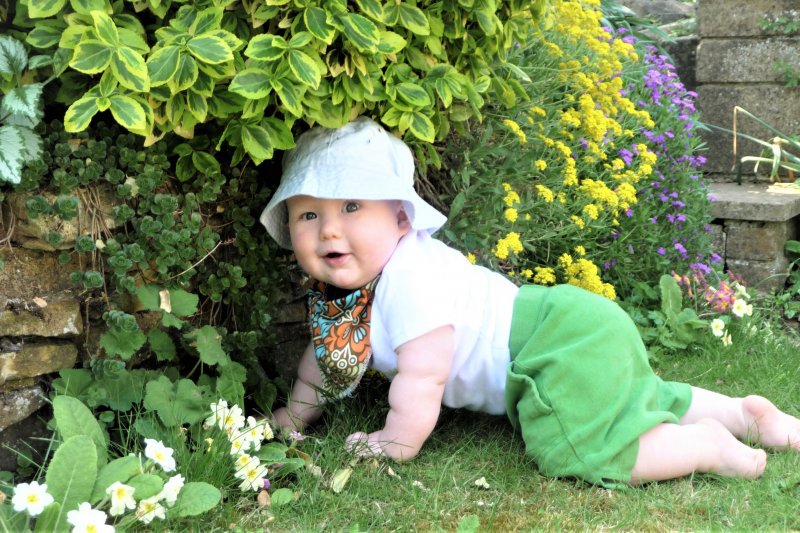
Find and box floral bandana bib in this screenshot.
[307,276,379,399]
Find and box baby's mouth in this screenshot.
[325,252,344,259]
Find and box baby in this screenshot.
[262,116,800,487]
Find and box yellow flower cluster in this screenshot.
[502,119,527,144]
[533,266,557,285]
[535,184,555,203]
[561,255,616,300]
[504,207,519,222]
[535,159,547,171]
[502,183,520,207]
[495,232,524,260]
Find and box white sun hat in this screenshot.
[260,116,447,249]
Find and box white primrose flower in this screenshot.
[722,333,733,347]
[223,404,246,435]
[158,474,185,506]
[710,318,726,338]
[11,481,54,517]
[238,461,269,491]
[234,453,258,471]
[144,438,177,472]
[66,502,114,533]
[733,282,748,299]
[731,298,749,318]
[243,416,266,451]
[230,434,249,455]
[106,481,136,516]
[136,496,166,524]
[204,399,229,429]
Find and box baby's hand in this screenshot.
[345,431,385,458]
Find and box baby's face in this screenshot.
[286,196,410,289]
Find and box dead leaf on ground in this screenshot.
[257,489,271,507]
[329,467,353,493]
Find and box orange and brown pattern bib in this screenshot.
[307,277,379,399]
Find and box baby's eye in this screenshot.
[301,212,317,221]
[344,202,359,213]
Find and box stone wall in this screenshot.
[696,0,800,180]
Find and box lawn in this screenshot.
[216,317,800,532]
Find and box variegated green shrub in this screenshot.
[17,0,547,166]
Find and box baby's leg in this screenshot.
[681,387,800,449]
[631,420,767,483]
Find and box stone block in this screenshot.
[696,85,800,175]
[0,342,78,385]
[662,36,699,91]
[623,0,695,24]
[0,298,83,338]
[709,182,800,222]
[725,219,797,260]
[708,223,726,258]
[0,414,50,471]
[698,0,800,37]
[697,38,800,83]
[0,247,79,299]
[0,385,45,432]
[726,256,790,292]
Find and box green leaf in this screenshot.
[271,77,303,117]
[147,46,180,86]
[191,150,220,175]
[70,0,104,14]
[191,7,223,35]
[404,110,435,142]
[185,325,227,366]
[0,126,24,185]
[169,52,199,93]
[148,328,176,361]
[288,31,314,49]
[187,35,233,64]
[111,47,149,92]
[339,13,380,53]
[187,90,208,122]
[91,454,141,503]
[135,284,160,310]
[287,49,321,88]
[91,11,119,46]
[240,122,273,163]
[70,40,114,74]
[355,0,384,22]
[0,36,27,76]
[143,376,208,426]
[28,0,68,18]
[398,3,430,35]
[109,95,147,131]
[263,117,295,150]
[245,34,288,61]
[229,68,272,99]
[659,274,683,322]
[378,31,407,54]
[304,6,335,43]
[456,514,480,533]
[100,323,147,360]
[127,473,163,499]
[45,435,98,513]
[26,22,66,49]
[0,83,44,123]
[118,28,149,54]
[32,502,60,533]
[394,82,431,108]
[216,361,246,404]
[64,96,100,133]
[270,488,294,507]
[170,288,199,317]
[53,395,108,468]
[168,482,221,517]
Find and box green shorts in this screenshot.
[504,284,692,488]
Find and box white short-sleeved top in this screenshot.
[369,230,519,414]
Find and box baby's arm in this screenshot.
[272,341,325,432]
[346,325,454,461]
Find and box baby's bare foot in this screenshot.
[698,418,767,479]
[742,395,800,450]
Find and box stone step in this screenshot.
[709,182,800,222]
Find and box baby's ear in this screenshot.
[396,201,411,231]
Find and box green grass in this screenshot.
[209,315,800,532]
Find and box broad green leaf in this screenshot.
[187,35,232,64]
[271,77,303,117]
[339,13,380,53]
[216,361,245,404]
[98,70,117,96]
[70,39,114,74]
[59,24,90,49]
[0,124,25,185]
[270,488,294,507]
[70,0,104,14]
[109,95,147,131]
[355,0,384,22]
[287,49,321,88]
[304,6,334,43]
[45,435,98,513]
[143,376,208,426]
[659,274,683,322]
[148,328,176,361]
[169,288,199,317]
[191,150,220,175]
[53,395,108,468]
[96,96,110,111]
[111,47,149,92]
[118,28,150,54]
[398,3,430,35]
[207,29,243,53]
[91,455,141,503]
[134,284,160,310]
[169,52,199,93]
[52,368,94,398]
[100,323,147,359]
[404,110,435,142]
[456,514,480,533]
[475,9,498,35]
[263,117,295,150]
[191,7,223,35]
[114,13,146,35]
[395,82,431,108]
[32,502,60,533]
[127,474,163,499]
[240,122,273,162]
[64,96,100,132]
[28,0,68,18]
[229,68,272,99]
[28,55,52,69]
[91,11,119,45]
[0,83,44,123]
[245,34,288,61]
[26,22,65,48]
[378,31,407,54]
[185,325,227,366]
[288,31,314,49]
[168,482,221,518]
[187,90,208,121]
[147,45,180,86]
[0,36,27,76]
[193,71,215,96]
